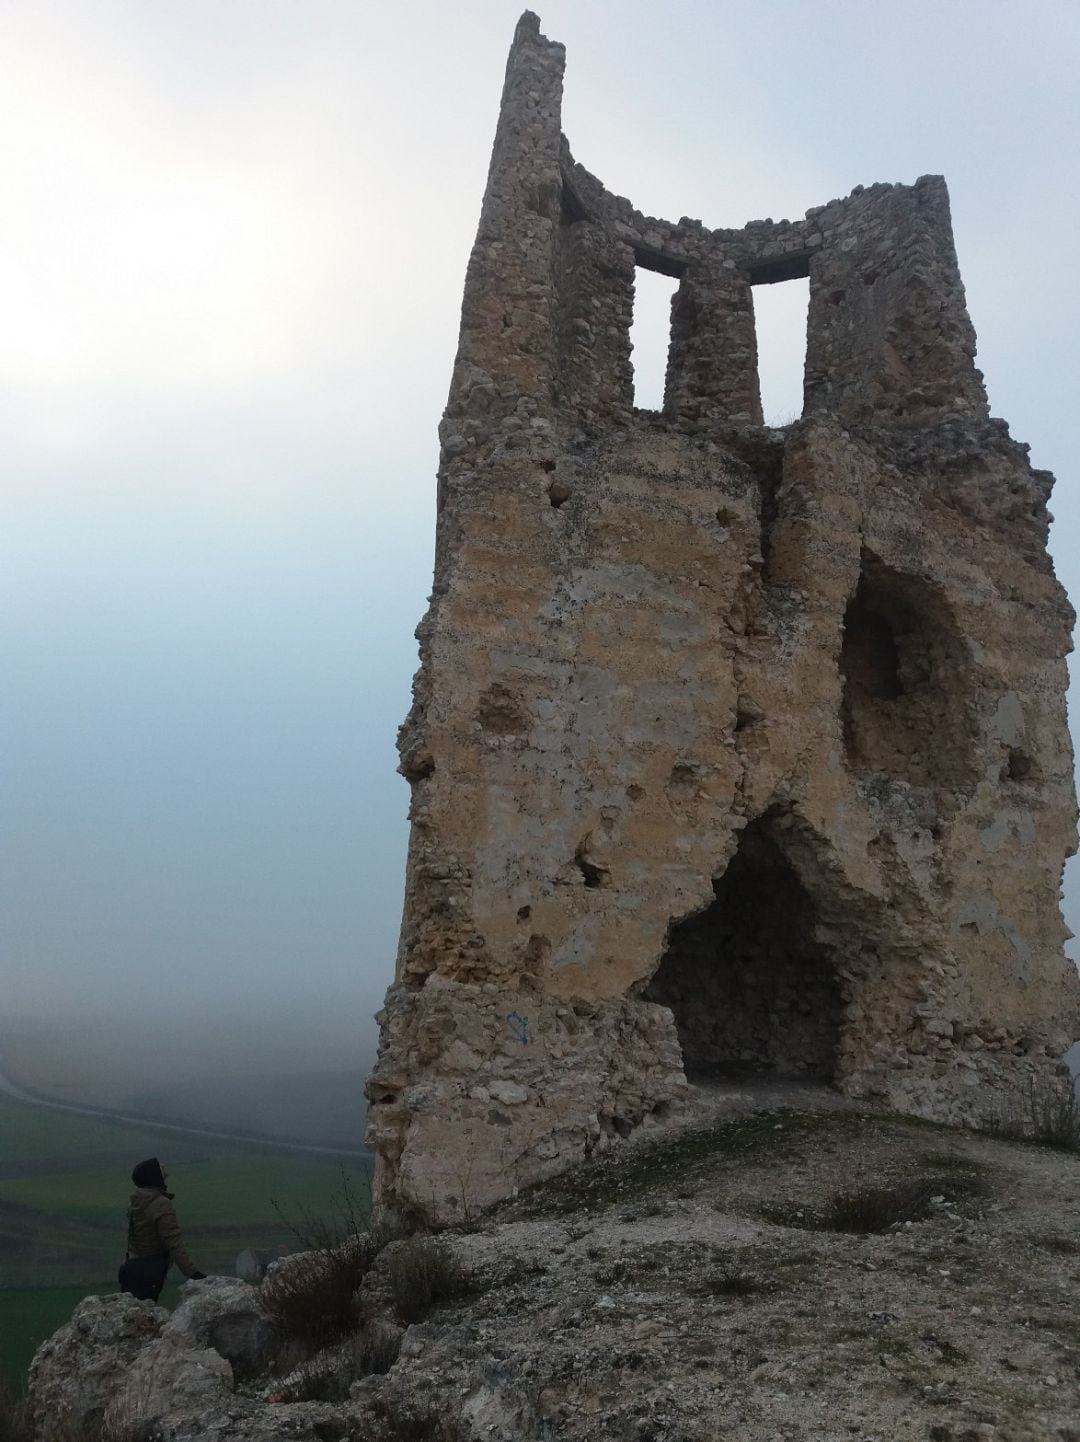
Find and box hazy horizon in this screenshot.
[3,1,1080,1110]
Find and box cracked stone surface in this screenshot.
[366,10,1080,1224]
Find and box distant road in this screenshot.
[0,1059,368,1161]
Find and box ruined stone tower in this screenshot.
[366,13,1080,1222]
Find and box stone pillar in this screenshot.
[440,11,566,457]
[555,221,635,426]
[665,259,762,426]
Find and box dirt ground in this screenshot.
[366,1083,1080,1442]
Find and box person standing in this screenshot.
[119,1156,206,1301]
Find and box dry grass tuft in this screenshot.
[387,1237,469,1325]
[989,1079,1080,1152]
[261,1233,378,1349]
[699,1266,775,1298]
[764,1172,988,1236]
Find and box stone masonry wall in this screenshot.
[367,12,1080,1223]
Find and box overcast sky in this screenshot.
[3,1,1079,1078]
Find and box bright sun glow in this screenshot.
[0,9,364,458]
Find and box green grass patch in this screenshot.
[0,1155,361,1229]
[0,1094,173,1165]
[0,1154,372,1288]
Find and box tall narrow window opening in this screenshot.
[750,273,809,426]
[630,265,679,411]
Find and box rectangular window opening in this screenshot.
[630,265,679,412]
[751,274,810,427]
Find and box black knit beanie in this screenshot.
[131,1157,166,1189]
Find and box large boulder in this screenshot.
[27,1292,167,1439]
[104,1337,233,1437]
[162,1276,278,1377]
[235,1246,287,1284]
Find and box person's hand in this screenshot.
[189,1270,207,1280]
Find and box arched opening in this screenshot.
[840,552,975,790]
[643,819,843,1081]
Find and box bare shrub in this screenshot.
[355,1319,403,1376]
[272,1167,374,1254]
[1030,1085,1080,1149]
[387,1238,468,1325]
[261,1233,378,1349]
[814,1181,936,1233]
[989,1078,1080,1151]
[267,1163,420,1352]
[366,1207,420,1252]
[699,1267,774,1298]
[264,1166,423,1354]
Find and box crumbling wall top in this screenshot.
[445,11,987,442]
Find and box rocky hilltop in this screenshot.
[21,1089,1080,1442]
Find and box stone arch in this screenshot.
[643,813,849,1082]
[839,551,976,790]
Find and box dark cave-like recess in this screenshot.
[644,820,842,1080]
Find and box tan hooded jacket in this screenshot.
[127,1187,198,1277]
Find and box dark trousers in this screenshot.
[118,1254,169,1302]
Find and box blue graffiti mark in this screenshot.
[506,1011,529,1045]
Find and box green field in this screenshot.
[0,1092,371,1392]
